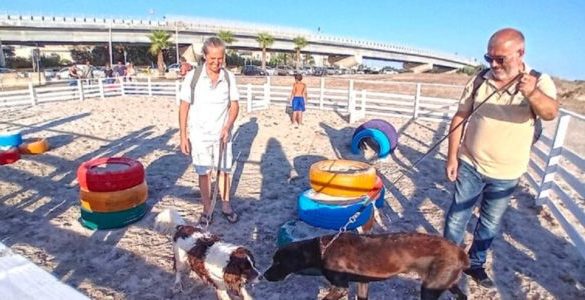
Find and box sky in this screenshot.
[1,0,584,80]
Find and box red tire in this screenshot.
[77,157,145,192]
[0,148,21,165]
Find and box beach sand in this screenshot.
[1,96,584,299]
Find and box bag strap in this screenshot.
[189,66,232,110]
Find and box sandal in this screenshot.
[198,213,213,226]
[221,211,239,224]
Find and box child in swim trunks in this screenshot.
[289,74,307,126]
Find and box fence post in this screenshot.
[247,84,252,112]
[319,77,325,110]
[120,78,125,96]
[28,82,37,105]
[77,80,84,101]
[535,114,571,206]
[264,76,271,106]
[175,81,180,103]
[347,79,354,113]
[148,77,152,96]
[98,78,105,99]
[413,83,421,119]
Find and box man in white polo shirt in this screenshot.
[178,37,240,225]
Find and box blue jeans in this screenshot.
[444,159,518,269]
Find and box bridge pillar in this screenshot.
[404,62,434,73]
[0,39,5,67]
[328,54,362,68]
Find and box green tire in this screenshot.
[79,203,148,230]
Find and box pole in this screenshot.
[175,25,180,64]
[108,24,113,66]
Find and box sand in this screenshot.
[1,96,585,300]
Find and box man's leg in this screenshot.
[218,172,233,214]
[444,160,485,245]
[198,173,212,215]
[468,178,518,269]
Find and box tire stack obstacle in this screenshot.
[278,159,386,251]
[77,157,148,230]
[351,119,399,159]
[1,131,50,165]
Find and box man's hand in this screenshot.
[518,72,538,98]
[220,126,230,144]
[445,158,459,182]
[180,136,190,155]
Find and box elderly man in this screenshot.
[178,37,240,225]
[443,28,558,288]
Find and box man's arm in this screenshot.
[445,110,471,181]
[519,73,559,121]
[179,101,191,154]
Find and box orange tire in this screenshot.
[80,181,148,212]
[19,138,50,154]
[309,160,376,197]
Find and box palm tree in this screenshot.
[256,32,274,70]
[292,36,308,70]
[218,30,236,51]
[148,30,171,77]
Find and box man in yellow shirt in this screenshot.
[443,28,558,289]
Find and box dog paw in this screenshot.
[171,282,184,294]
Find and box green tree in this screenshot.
[218,30,236,51]
[292,36,308,70]
[148,30,172,76]
[256,32,274,70]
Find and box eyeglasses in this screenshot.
[484,54,510,65]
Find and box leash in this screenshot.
[321,73,524,254]
[204,141,226,228]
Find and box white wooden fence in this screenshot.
[1,76,583,258]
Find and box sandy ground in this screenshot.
[1,96,585,300]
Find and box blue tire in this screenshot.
[354,119,399,151]
[351,128,391,158]
[298,189,373,230]
[0,131,23,149]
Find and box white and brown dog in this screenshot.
[154,208,261,300]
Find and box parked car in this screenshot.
[275,65,294,76]
[312,67,327,76]
[242,65,267,76]
[166,63,180,74]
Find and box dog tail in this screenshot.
[154,208,186,235]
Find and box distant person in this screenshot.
[443,28,558,289]
[289,73,307,126]
[126,62,136,81]
[179,57,192,79]
[68,63,80,86]
[82,60,94,84]
[104,63,114,84]
[114,61,126,81]
[178,37,240,225]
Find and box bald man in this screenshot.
[443,28,558,289]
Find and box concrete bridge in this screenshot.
[0,14,479,70]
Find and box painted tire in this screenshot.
[367,176,386,208]
[19,138,50,154]
[354,119,399,151]
[0,148,21,165]
[303,189,367,206]
[0,131,23,149]
[77,157,145,192]
[79,202,148,230]
[80,181,148,213]
[298,189,374,230]
[309,160,376,197]
[351,128,391,158]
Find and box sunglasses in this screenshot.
[483,54,510,65]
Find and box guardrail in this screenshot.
[0,76,582,259]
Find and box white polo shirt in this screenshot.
[178,65,239,145]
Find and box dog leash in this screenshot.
[204,141,225,228]
[321,73,524,254]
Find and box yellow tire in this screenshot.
[80,181,148,212]
[19,138,50,154]
[309,160,376,197]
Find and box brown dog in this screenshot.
[264,232,469,300]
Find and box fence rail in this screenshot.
[1,76,583,259]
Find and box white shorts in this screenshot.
[191,142,233,175]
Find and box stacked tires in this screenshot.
[77,157,148,230]
[298,159,385,230]
[351,119,398,158]
[0,131,50,165]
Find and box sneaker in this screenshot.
[464,268,494,289]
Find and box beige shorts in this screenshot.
[191,142,233,175]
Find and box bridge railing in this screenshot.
[0,13,476,65]
[0,76,582,259]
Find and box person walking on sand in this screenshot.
[178,37,240,225]
[289,73,307,126]
[443,28,558,290]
